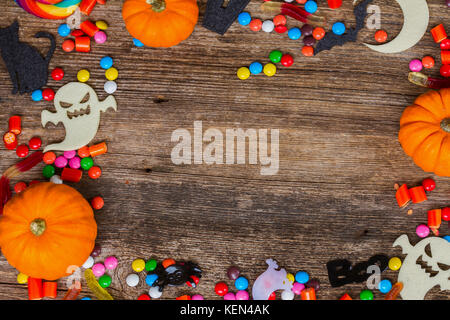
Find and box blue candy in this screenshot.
[295,271,309,284]
[304,1,318,14]
[133,38,144,47]
[379,279,392,294]
[235,276,249,290]
[100,56,114,70]
[249,62,263,75]
[80,297,91,300]
[288,27,302,40]
[238,12,252,26]
[443,235,450,242]
[31,89,43,102]
[58,24,71,37]
[332,22,346,35]
[146,274,159,286]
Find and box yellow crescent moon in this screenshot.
[364,0,429,53]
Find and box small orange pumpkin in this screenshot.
[399,88,450,176]
[122,0,199,48]
[0,183,97,280]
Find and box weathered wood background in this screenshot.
[0,0,449,300]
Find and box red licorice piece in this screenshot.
[3,132,17,150]
[280,3,310,24]
[80,0,97,15]
[61,168,82,182]
[8,116,21,135]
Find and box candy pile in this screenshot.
[59,19,108,53]
[2,116,42,158]
[237,49,294,79]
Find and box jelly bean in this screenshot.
[288,27,301,40]
[149,286,162,299]
[388,257,402,271]
[360,289,373,300]
[273,15,287,26]
[29,137,42,150]
[126,274,139,287]
[99,275,111,288]
[16,144,29,158]
[269,50,283,63]
[14,182,27,193]
[263,63,277,77]
[249,19,262,31]
[145,259,158,272]
[304,0,318,13]
[42,88,55,101]
[100,56,114,70]
[332,22,346,35]
[104,256,118,270]
[133,38,144,47]
[409,59,423,72]
[80,157,94,170]
[138,294,151,300]
[94,31,107,44]
[235,276,249,290]
[281,54,294,67]
[91,196,104,210]
[223,292,236,300]
[215,282,229,296]
[262,20,275,33]
[92,263,106,277]
[91,245,101,257]
[235,290,249,300]
[146,273,158,286]
[96,21,108,30]
[191,294,204,300]
[249,62,263,75]
[105,67,119,81]
[295,271,309,284]
[440,65,450,78]
[238,12,251,26]
[51,68,64,81]
[237,67,250,80]
[55,156,68,168]
[50,175,62,184]
[422,178,436,191]
[303,35,316,46]
[416,224,430,238]
[43,165,55,179]
[82,256,94,269]
[132,259,146,272]
[281,289,294,300]
[17,273,29,284]
[78,146,91,158]
[62,39,75,52]
[58,24,71,37]
[312,27,325,40]
[301,24,313,36]
[227,266,240,280]
[31,89,43,101]
[77,69,90,83]
[88,166,102,179]
[379,279,392,294]
[104,81,117,94]
[292,282,305,294]
[374,30,388,43]
[422,56,435,69]
[69,156,81,169]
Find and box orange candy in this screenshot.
[162,258,176,268]
[43,151,56,164]
[176,295,191,300]
[422,56,435,69]
[409,186,427,203]
[395,184,411,208]
[374,30,388,43]
[62,39,75,52]
[249,19,262,32]
[78,146,91,158]
[3,132,17,150]
[75,36,91,53]
[428,209,441,231]
[441,50,450,65]
[80,0,97,15]
[8,116,21,135]
[339,293,352,300]
[385,282,403,300]
[302,46,314,57]
[89,142,107,157]
[80,20,99,37]
[14,182,27,193]
[91,196,104,210]
[88,166,102,179]
[43,281,57,299]
[312,27,325,40]
[273,15,287,26]
[296,0,307,3]
[28,278,43,300]
[431,24,447,43]
[301,287,316,300]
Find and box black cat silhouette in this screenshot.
[0,21,55,94]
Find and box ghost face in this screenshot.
[394,235,450,300]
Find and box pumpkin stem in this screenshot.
[30,218,46,237]
[147,0,166,12]
[441,118,450,133]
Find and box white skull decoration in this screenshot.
[393,234,450,300]
[41,82,117,152]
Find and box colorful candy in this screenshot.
[92,263,106,277]
[263,63,277,77]
[409,186,427,203]
[105,67,119,81]
[416,224,430,238]
[262,20,275,33]
[249,62,263,75]
[77,69,90,82]
[16,144,29,158]
[409,59,423,72]
[332,22,346,35]
[295,271,309,284]
[237,67,250,80]
[61,167,82,182]
[55,156,68,168]
[89,142,108,157]
[132,259,146,272]
[388,257,402,271]
[104,256,118,270]
[88,166,102,179]
[238,12,251,26]
[75,36,91,52]
[235,276,249,290]
[359,289,373,300]
[91,196,104,210]
[300,287,316,300]
[374,30,388,43]
[215,282,229,296]
[126,274,139,287]
[422,56,435,69]
[431,24,447,43]
[288,27,301,40]
[42,165,55,178]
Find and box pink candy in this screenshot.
[292,282,305,295]
[94,31,107,44]
[416,224,430,238]
[54,156,68,168]
[223,292,236,300]
[92,263,106,277]
[69,156,81,169]
[104,256,118,270]
[235,290,249,300]
[191,294,204,300]
[64,150,76,159]
[409,59,423,72]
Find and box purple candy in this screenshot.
[64,150,76,159]
[54,156,68,168]
[69,156,81,169]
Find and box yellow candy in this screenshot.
[77,69,90,83]
[132,258,146,272]
[286,273,295,284]
[105,67,119,81]
[17,273,28,284]
[96,20,108,30]
[263,63,276,77]
[389,257,402,271]
[237,67,250,80]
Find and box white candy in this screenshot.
[149,286,163,299]
[126,274,140,287]
[284,0,294,2]
[281,289,295,300]
[82,256,94,269]
[262,20,275,33]
[50,175,63,184]
[104,81,117,94]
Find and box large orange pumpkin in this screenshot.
[0,183,97,280]
[399,88,450,176]
[122,0,199,48]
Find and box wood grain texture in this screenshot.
[0,0,449,300]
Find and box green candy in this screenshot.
[269,50,282,64]
[359,289,373,300]
[80,157,94,170]
[145,259,157,272]
[42,165,55,178]
[98,274,112,288]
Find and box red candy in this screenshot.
[214,282,228,296]
[14,182,27,193]
[51,68,64,81]
[442,207,450,221]
[91,196,104,210]
[42,88,55,101]
[441,65,450,77]
[422,178,436,191]
[71,29,85,37]
[281,54,294,67]
[62,39,75,52]
[440,39,450,50]
[274,25,288,33]
[29,137,42,150]
[16,144,29,158]
[137,294,151,300]
[88,166,102,179]
[8,115,21,135]
[268,291,276,300]
[61,168,82,182]
[3,132,17,150]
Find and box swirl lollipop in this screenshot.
[15,0,80,19]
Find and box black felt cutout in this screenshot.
[315,0,373,55]
[327,254,389,287]
[203,0,251,35]
[0,21,55,94]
